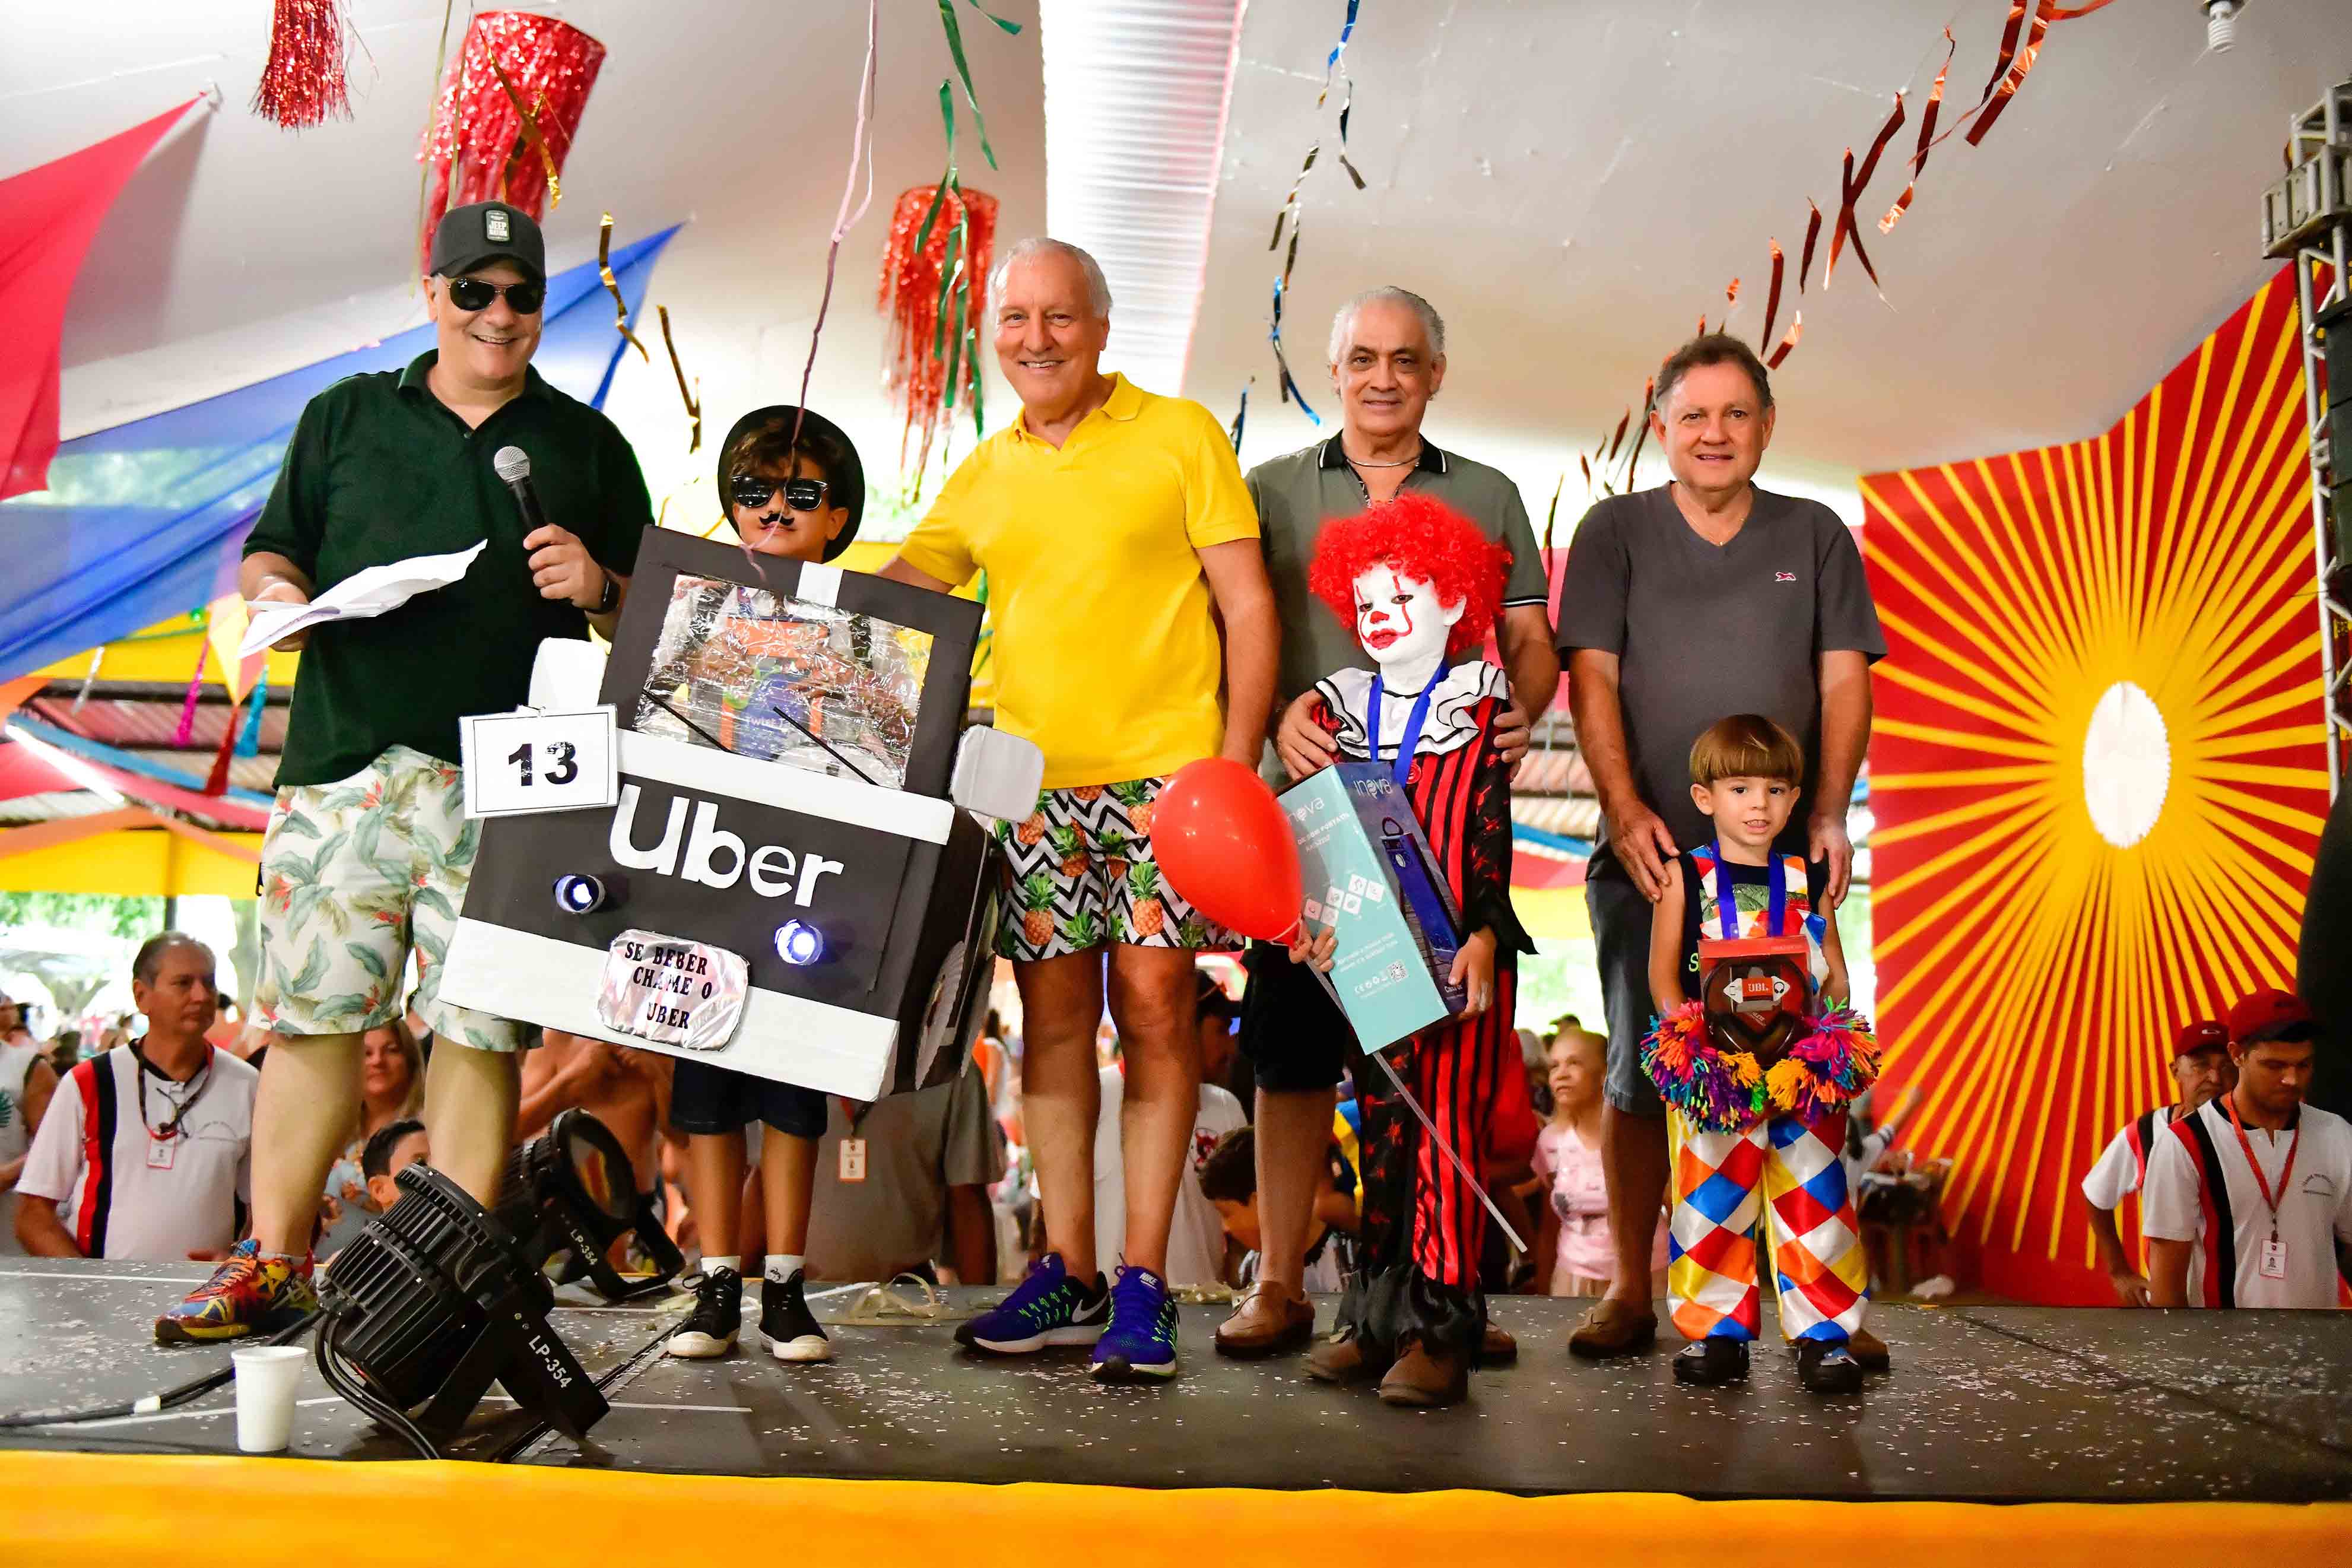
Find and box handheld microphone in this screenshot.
[493,445,552,537]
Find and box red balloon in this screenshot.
[1151,758,1303,944]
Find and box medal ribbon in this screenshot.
[1709,843,1787,941]
[1366,661,1445,790]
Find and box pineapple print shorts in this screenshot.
[994,774,1231,961]
[256,745,529,1052]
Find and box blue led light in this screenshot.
[774,920,825,966]
[552,874,608,915]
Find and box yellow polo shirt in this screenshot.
[897,374,1259,789]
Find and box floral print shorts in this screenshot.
[254,745,526,1052]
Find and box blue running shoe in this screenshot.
[1091,1265,1179,1383]
[956,1252,1109,1355]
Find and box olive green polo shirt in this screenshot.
[245,352,652,787]
[1247,435,1551,704]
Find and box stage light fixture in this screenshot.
[316,1161,608,1453]
[775,919,826,966]
[494,1107,683,1303]
[551,872,619,915]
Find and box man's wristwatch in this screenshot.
[588,569,619,615]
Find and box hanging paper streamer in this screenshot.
[236,669,269,757]
[879,178,999,484]
[793,0,881,449]
[1881,30,1956,234]
[597,213,650,363]
[172,642,207,748]
[252,0,354,130]
[1227,377,1253,453]
[934,0,1021,173]
[1262,0,1367,423]
[417,11,607,271]
[658,306,702,453]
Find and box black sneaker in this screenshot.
[666,1268,742,1358]
[760,1269,832,1363]
[1795,1338,1864,1395]
[1672,1337,1751,1386]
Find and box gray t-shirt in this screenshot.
[1248,436,1551,703]
[1553,483,1884,864]
[803,1067,1005,1283]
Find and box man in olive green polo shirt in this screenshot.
[883,237,1278,1383]
[1217,285,1560,1365]
[154,201,651,1344]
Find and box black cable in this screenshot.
[315,1313,440,1460]
[0,1307,322,1430]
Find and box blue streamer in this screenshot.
[234,668,267,757]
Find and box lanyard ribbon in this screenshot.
[1366,661,1445,789]
[2223,1094,2300,1240]
[1709,843,1787,941]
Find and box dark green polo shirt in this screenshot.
[246,352,652,787]
[1247,435,1551,704]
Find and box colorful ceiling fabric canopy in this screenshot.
[0,227,677,686]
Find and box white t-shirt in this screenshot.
[1092,1066,1250,1288]
[0,1040,42,1258]
[2082,1106,2202,1283]
[17,1045,258,1261]
[2142,1097,2352,1310]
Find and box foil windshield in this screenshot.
[634,573,932,788]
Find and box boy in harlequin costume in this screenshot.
[1642,713,1878,1395]
[1287,492,1532,1408]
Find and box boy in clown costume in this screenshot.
[1283,493,1532,1408]
[1642,713,1878,1395]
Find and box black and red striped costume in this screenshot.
[1310,661,1531,1364]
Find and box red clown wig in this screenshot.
[1307,493,1511,660]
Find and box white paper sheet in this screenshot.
[239,541,488,658]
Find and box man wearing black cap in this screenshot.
[154,201,653,1342]
[2079,1018,2234,1306]
[2145,990,2351,1310]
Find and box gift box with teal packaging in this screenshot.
[1279,760,1467,1052]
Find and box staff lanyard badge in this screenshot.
[147,1134,176,1170]
[836,1097,868,1183]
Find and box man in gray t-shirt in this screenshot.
[802,1064,1004,1285]
[1552,333,1883,1360]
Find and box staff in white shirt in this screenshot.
[2147,991,2350,1310]
[2080,1018,2232,1306]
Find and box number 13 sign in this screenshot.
[459,707,621,819]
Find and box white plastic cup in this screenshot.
[230,1345,307,1453]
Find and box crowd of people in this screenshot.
[0,199,2341,1410]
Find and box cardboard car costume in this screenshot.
[439,529,1008,1100]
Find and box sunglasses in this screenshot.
[443,275,545,315]
[729,473,830,512]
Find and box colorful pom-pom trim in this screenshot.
[1640,1000,1881,1134]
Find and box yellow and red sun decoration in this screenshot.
[1861,268,2329,1303]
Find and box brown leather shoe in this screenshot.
[1481,1322,1517,1364]
[1566,1297,1658,1359]
[1848,1323,1891,1373]
[1379,1336,1469,1407]
[1306,1328,1388,1384]
[1214,1283,1316,1359]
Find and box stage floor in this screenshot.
[7,1261,2351,1502]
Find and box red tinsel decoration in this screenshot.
[878,184,998,477]
[417,11,605,271]
[252,0,353,131]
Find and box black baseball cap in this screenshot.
[428,201,546,283]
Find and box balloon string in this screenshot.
[1302,961,1526,1253]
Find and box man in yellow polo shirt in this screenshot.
[884,237,1277,1383]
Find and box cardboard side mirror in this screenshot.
[951,727,1045,823]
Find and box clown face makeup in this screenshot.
[1352,565,1463,691]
